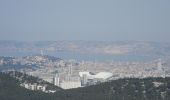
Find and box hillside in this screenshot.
[66,78,170,100]
[0,72,170,100]
[0,72,57,100]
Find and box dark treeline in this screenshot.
[0,72,170,100]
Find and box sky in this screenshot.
[0,0,170,42]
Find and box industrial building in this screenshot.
[53,73,82,89]
[79,72,113,79]
[60,81,81,89]
[53,66,113,89]
[79,71,113,86]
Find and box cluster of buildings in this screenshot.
[20,83,56,93]
[2,55,168,91]
[53,73,81,89]
[53,71,113,89]
[79,71,113,86]
[51,59,167,90]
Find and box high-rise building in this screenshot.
[54,74,60,86]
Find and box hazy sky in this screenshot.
[0,0,170,42]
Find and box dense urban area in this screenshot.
[0,41,170,100]
[1,55,170,90]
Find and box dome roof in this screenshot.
[94,72,113,79]
[79,71,113,79]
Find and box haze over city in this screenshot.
[0,0,170,42]
[1,1,170,100]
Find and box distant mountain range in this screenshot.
[0,40,170,61]
[0,71,170,100]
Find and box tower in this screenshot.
[68,63,72,81]
[69,63,72,75]
[54,74,60,86]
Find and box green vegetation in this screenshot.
[0,72,170,100]
[0,72,56,100]
[66,78,170,100]
[6,71,63,91]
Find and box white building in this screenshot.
[30,84,37,90]
[37,85,46,92]
[0,59,3,65]
[60,81,81,89]
[24,83,30,89]
[94,72,113,80]
[79,71,113,86]
[54,74,60,86]
[79,71,113,80]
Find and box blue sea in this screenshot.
[0,51,158,62]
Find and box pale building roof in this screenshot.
[79,71,113,80]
